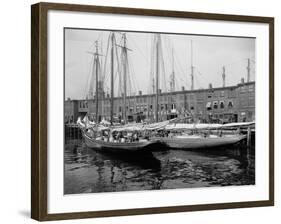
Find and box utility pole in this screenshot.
[247,58,250,82]
[222,66,226,87]
[190,40,194,90]
[110,33,114,124]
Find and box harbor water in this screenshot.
[64,138,255,194]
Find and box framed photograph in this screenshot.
[31,2,274,221]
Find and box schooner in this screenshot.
[78,32,251,152]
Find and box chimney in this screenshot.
[241,78,245,84]
[139,90,142,95]
[181,86,185,91]
[209,83,213,89]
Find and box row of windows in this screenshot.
[79,101,88,108]
[240,85,255,93]
[99,101,235,114]
[206,101,233,111]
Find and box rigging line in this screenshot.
[128,37,150,65]
[101,33,111,83]
[84,55,95,99]
[103,35,119,95]
[127,61,134,95]
[126,48,140,94]
[114,40,122,97]
[159,39,167,93]
[164,35,187,85]
[96,31,104,43]
[128,54,137,97]
[162,36,173,71]
[174,52,189,82]
[128,59,139,95]
[173,49,188,89]
[195,68,203,76]
[104,33,117,89]
[127,63,133,97]
[195,69,208,88]
[194,72,203,89]
[149,36,155,94]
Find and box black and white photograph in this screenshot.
[64,28,255,195]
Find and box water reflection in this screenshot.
[64,140,255,194]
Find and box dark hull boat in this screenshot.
[154,134,246,149]
[83,132,155,153]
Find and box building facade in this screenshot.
[65,81,255,124]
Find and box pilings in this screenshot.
[65,124,82,140]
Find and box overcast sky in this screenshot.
[65,28,255,100]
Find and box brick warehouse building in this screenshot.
[65,80,255,124]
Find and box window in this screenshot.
[220,91,225,97]
[213,101,218,109]
[249,85,254,92]
[206,102,212,110]
[228,101,233,108]
[220,101,225,109]
[208,95,212,98]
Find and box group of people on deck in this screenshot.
[89,129,141,143]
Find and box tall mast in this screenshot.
[155,34,160,122]
[123,34,127,124]
[190,40,194,90]
[95,41,99,122]
[110,33,114,124]
[170,47,175,92]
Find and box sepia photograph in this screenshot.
[64,28,255,195]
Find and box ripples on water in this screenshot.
[64,140,255,194]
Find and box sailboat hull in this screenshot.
[83,132,155,153]
[154,135,246,149]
